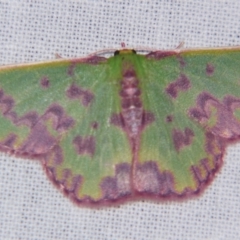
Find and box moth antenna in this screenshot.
[121,42,126,48]
[55,53,62,59]
[176,42,185,49]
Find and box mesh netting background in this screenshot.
[0,1,240,240]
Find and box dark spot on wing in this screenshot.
[20,123,56,155]
[189,92,240,139]
[190,152,222,192]
[188,131,223,191]
[134,161,175,195]
[66,83,83,98]
[91,121,99,129]
[45,163,83,199]
[45,144,64,165]
[166,74,191,98]
[66,84,94,107]
[82,91,94,106]
[43,104,75,132]
[40,76,50,89]
[142,112,155,126]
[166,115,173,123]
[223,95,240,111]
[100,163,131,200]
[0,90,37,127]
[0,90,14,114]
[17,112,39,128]
[110,113,125,128]
[191,158,210,184]
[172,127,194,152]
[73,135,95,157]
[206,63,215,76]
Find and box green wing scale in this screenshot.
[0,47,240,206]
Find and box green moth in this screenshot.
[0,47,239,207]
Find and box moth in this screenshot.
[0,46,240,207]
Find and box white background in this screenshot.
[0,1,240,240]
